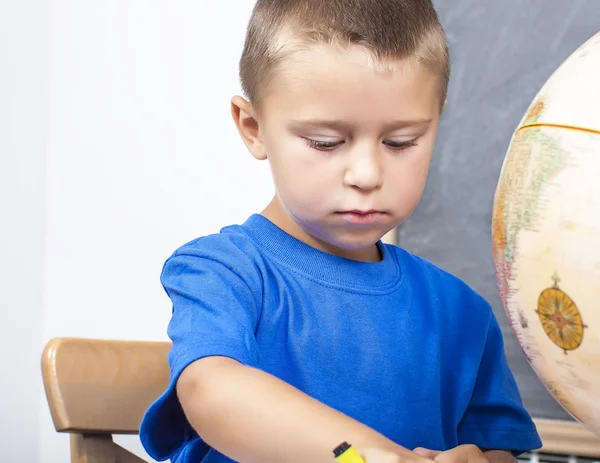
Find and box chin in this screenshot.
[323,230,384,251]
[295,216,387,250]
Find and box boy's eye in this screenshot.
[304,139,345,151]
[304,138,419,151]
[384,139,419,151]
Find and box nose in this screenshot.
[343,143,383,191]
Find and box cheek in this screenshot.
[267,141,339,204]
[386,150,432,197]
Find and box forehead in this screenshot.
[260,44,442,124]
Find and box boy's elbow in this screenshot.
[176,356,243,431]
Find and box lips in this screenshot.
[336,210,385,224]
[344,210,380,215]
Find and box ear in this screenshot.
[439,98,448,115]
[231,95,267,160]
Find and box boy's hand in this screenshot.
[413,446,516,463]
[413,445,490,463]
[361,448,436,463]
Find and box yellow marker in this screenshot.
[333,442,366,463]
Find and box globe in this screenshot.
[492,31,600,436]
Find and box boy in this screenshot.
[140,0,542,462]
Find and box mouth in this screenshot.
[336,210,386,225]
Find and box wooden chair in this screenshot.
[41,338,171,463]
[42,337,600,462]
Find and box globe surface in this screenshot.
[492,31,600,435]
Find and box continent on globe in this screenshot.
[492,99,566,309]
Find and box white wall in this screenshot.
[1,0,48,461]
[3,1,274,461]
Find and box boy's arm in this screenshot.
[415,446,516,463]
[482,450,517,463]
[454,309,542,458]
[177,356,430,463]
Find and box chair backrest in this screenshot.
[41,337,171,463]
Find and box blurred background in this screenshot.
[1,0,599,461]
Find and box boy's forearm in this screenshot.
[177,357,413,463]
[484,450,517,463]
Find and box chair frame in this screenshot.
[41,338,171,462]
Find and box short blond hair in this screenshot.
[239,0,450,110]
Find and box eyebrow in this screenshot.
[288,118,432,131]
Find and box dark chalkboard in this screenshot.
[399,1,600,421]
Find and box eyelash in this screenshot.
[305,139,344,150]
[384,139,419,150]
[304,138,419,152]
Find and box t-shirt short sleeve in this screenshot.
[457,312,543,456]
[139,241,262,461]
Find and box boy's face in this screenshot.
[233,44,442,262]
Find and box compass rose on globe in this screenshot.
[536,272,587,355]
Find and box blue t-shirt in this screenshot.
[140,214,542,462]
